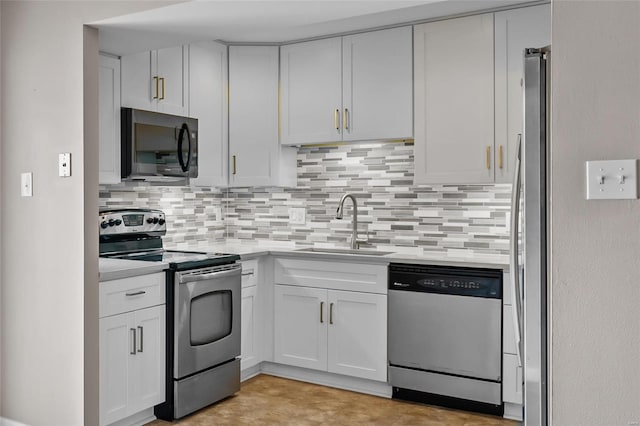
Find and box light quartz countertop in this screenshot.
[99,257,169,282]
[176,241,510,271]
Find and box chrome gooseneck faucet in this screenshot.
[336,193,361,249]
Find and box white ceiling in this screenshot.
[93,0,541,55]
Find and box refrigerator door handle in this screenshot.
[510,133,524,366]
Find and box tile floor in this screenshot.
[149,374,516,425]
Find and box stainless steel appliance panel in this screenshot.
[173,358,240,419]
[174,264,241,379]
[389,365,502,405]
[388,290,502,381]
[522,47,550,426]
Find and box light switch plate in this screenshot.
[289,207,306,225]
[59,152,71,177]
[21,172,33,197]
[586,159,637,200]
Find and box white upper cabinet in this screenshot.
[342,26,413,142]
[280,37,343,145]
[280,27,413,145]
[414,14,495,185]
[494,4,551,183]
[189,41,228,187]
[99,54,121,185]
[121,45,189,116]
[228,46,296,187]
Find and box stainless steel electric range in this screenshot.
[99,208,241,420]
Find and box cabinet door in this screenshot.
[129,305,166,414]
[327,290,387,382]
[99,54,121,185]
[121,50,153,111]
[494,5,551,183]
[228,46,280,187]
[414,14,495,184]
[156,46,189,116]
[274,285,327,371]
[342,27,413,142]
[241,285,258,370]
[100,312,133,426]
[280,37,343,145]
[189,41,228,187]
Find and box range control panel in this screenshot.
[99,209,166,236]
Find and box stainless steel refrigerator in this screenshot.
[510,46,550,425]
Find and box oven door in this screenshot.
[174,263,241,379]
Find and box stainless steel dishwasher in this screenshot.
[388,263,503,416]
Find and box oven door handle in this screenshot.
[178,265,241,284]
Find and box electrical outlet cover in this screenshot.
[289,207,306,225]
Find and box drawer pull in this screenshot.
[125,290,146,297]
[241,271,254,277]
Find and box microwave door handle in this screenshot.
[177,123,191,173]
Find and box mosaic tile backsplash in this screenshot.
[100,141,512,255]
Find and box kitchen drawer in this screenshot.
[99,272,165,318]
[241,259,259,288]
[274,258,387,294]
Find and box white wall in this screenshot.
[551,1,640,424]
[0,2,178,425]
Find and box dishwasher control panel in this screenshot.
[388,263,502,299]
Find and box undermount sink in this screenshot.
[295,248,394,256]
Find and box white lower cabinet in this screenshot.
[274,285,328,371]
[326,290,387,381]
[241,285,258,370]
[100,305,165,426]
[240,258,261,371]
[99,273,166,426]
[274,279,387,382]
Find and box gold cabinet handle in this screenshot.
[498,145,504,169]
[343,109,349,130]
[159,77,165,100]
[334,109,340,131]
[329,303,334,325]
[320,301,324,323]
[232,155,237,175]
[153,76,159,99]
[486,146,491,170]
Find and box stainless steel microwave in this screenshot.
[121,108,198,181]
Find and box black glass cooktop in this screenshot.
[104,249,240,271]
